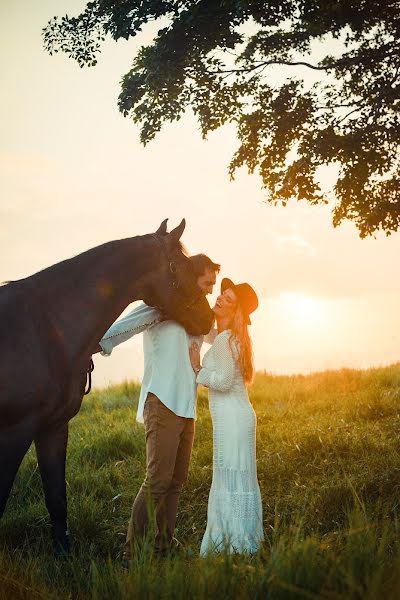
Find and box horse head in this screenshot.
[144,219,214,335]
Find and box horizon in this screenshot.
[90,359,400,393]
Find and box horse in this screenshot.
[0,218,213,554]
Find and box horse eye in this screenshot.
[169,262,177,274]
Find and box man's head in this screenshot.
[189,254,220,295]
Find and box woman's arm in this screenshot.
[195,333,236,393]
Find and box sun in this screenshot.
[280,292,325,325]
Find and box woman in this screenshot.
[189,278,264,555]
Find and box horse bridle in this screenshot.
[150,234,203,310]
[85,358,94,395]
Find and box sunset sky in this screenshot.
[1,0,399,388]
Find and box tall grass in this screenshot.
[1,365,399,599]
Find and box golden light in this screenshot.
[279,292,326,326]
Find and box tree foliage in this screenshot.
[43,1,400,237]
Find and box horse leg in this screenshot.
[34,421,70,556]
[0,423,34,519]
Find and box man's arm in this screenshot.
[98,303,161,356]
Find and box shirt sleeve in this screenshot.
[99,303,161,356]
[196,332,237,392]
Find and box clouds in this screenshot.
[266,224,317,257]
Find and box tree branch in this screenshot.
[207,42,399,76]
[207,59,345,75]
[334,106,362,126]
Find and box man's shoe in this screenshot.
[170,537,182,555]
[154,544,170,559]
[151,540,193,559]
[121,557,130,572]
[172,537,194,558]
[121,547,132,571]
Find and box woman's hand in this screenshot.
[189,342,201,373]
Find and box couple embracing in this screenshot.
[98,253,264,564]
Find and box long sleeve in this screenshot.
[196,332,237,392]
[99,303,161,356]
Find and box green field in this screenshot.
[1,365,400,600]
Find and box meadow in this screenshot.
[1,364,399,600]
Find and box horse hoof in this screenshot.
[52,528,70,557]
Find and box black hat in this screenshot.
[221,278,259,325]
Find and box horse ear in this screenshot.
[167,219,186,246]
[156,219,168,236]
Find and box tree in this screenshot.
[43,1,400,237]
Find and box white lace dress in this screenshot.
[196,330,264,554]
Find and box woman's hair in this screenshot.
[229,306,254,385]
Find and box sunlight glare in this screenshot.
[280,292,325,325]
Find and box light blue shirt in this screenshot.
[100,303,203,422]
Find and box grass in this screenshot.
[1,365,400,599]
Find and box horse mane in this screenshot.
[178,240,189,257]
[30,238,132,284]
[2,234,188,291]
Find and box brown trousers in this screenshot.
[126,393,195,550]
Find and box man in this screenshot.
[98,254,220,562]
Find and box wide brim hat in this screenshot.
[221,278,258,325]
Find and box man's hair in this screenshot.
[189,254,220,277]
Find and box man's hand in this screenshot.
[189,342,201,373]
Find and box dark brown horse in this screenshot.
[0,219,213,554]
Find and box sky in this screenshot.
[1,0,399,388]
